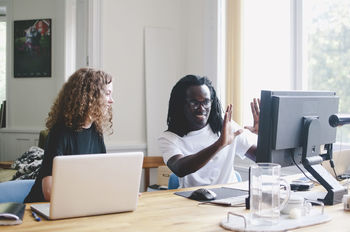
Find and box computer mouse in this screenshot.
[189,188,217,201]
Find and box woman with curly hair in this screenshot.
[25,68,114,203]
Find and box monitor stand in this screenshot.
[301,117,348,205]
[293,189,327,202]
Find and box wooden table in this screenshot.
[2,181,350,232]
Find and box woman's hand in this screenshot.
[244,98,260,134]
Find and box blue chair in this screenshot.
[167,171,242,190]
[235,170,242,182]
[168,173,180,190]
[0,179,35,203]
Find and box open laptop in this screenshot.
[30,152,143,220]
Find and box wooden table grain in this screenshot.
[1,180,349,232]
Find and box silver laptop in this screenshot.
[30,152,143,220]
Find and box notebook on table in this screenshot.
[0,202,25,225]
[31,152,143,220]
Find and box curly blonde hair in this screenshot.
[46,68,113,135]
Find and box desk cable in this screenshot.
[198,202,245,207]
[291,146,348,186]
[291,152,319,185]
[328,159,341,181]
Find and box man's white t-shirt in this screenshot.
[158,123,257,188]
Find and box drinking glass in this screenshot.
[249,163,290,225]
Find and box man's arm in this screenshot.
[167,105,242,177]
[245,145,257,162]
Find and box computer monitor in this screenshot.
[256,90,347,205]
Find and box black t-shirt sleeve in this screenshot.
[39,128,66,178]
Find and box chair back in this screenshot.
[38,129,49,149]
[142,156,165,191]
[0,180,35,203]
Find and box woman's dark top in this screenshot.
[24,123,106,203]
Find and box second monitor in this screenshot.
[256,90,347,205]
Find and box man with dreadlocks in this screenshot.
[158,75,259,188]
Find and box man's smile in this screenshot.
[195,114,207,120]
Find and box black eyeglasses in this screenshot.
[187,99,212,110]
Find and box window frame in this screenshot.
[291,0,303,90]
[0,20,6,104]
[0,0,11,128]
[0,0,8,106]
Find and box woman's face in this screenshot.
[84,80,114,128]
[105,82,114,107]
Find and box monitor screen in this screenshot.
[256,90,339,167]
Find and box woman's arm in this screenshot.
[42,176,52,201]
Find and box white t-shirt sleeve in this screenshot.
[231,121,257,159]
[158,133,182,164]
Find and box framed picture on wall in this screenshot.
[13,19,51,78]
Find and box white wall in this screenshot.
[184,0,218,82]
[2,0,219,163]
[1,0,220,190]
[101,0,218,153]
[101,0,183,149]
[7,0,68,130]
[95,0,219,188]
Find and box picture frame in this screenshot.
[13,19,51,78]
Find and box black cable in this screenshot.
[329,159,341,181]
[198,202,245,207]
[291,152,319,185]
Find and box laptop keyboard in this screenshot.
[31,203,51,218]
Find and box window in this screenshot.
[240,0,350,143]
[241,0,291,126]
[302,0,350,142]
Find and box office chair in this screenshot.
[235,170,242,182]
[0,179,35,203]
[142,156,165,191]
[168,173,180,190]
[167,171,242,190]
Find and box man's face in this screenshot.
[184,85,212,131]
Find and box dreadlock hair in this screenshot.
[166,75,223,137]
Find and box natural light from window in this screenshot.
[241,0,291,126]
[303,0,350,142]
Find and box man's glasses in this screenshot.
[187,99,212,110]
